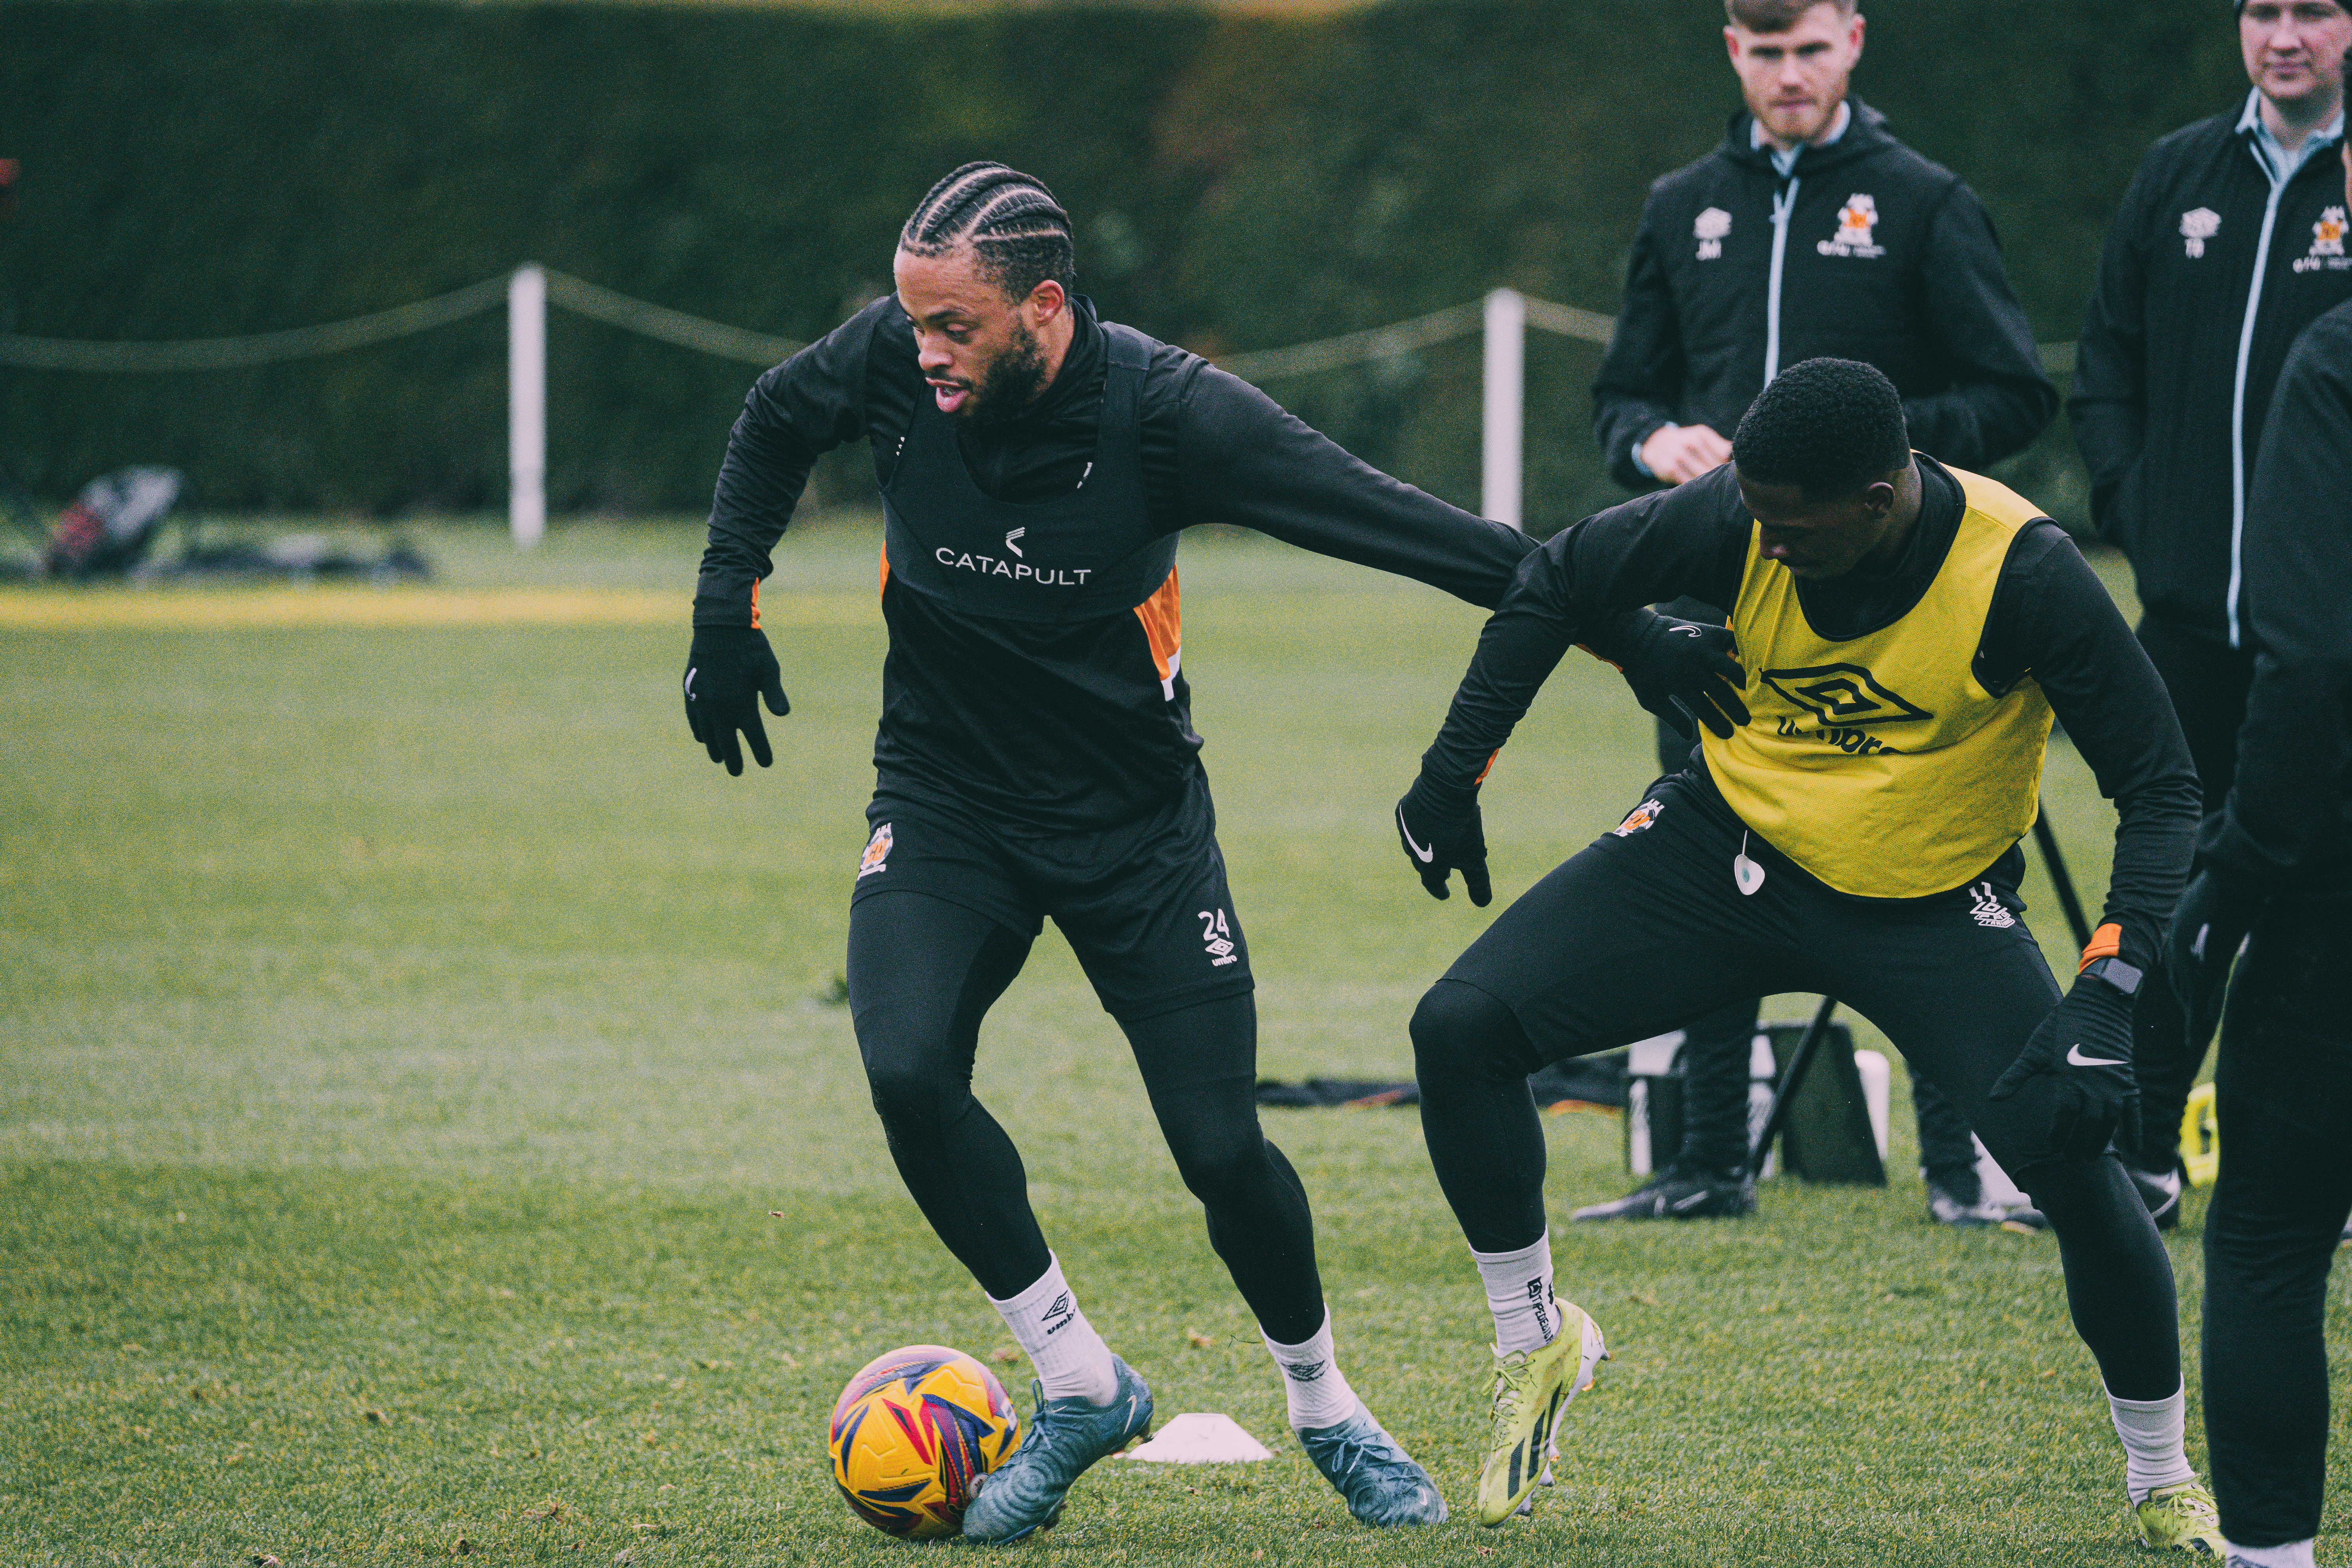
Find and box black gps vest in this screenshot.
[880,323,1177,622]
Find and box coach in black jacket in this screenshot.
[1579,0,2056,1231]
[2070,0,2352,1191]
[1593,81,2054,486]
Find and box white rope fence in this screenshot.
[0,270,2077,540]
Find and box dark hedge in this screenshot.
[0,1,2246,529]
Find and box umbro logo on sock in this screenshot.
[1040,1293,1076,1336]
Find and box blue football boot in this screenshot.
[1298,1403,1449,1527]
[962,1356,1152,1543]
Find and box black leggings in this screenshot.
[1412,772,2183,1400]
[2201,904,2352,1548]
[846,889,1326,1343]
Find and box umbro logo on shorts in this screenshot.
[1760,663,1934,725]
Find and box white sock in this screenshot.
[988,1254,1118,1405]
[2105,1381,2196,1503]
[2221,1539,2316,1568]
[1261,1310,1362,1431]
[1472,1234,1560,1355]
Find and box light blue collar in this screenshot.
[1751,99,1851,180]
[2238,87,2346,186]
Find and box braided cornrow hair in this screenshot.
[899,162,1078,303]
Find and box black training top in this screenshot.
[1592,102,2056,490]
[2069,101,2352,647]
[2201,299,2352,904]
[696,294,1534,831]
[1418,458,2200,966]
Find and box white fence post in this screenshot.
[508,264,546,548]
[1481,287,1524,531]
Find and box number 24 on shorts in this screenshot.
[1198,909,1239,967]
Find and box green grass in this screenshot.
[1,517,2342,1567]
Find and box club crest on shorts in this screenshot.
[858,823,893,880]
[1613,798,1666,837]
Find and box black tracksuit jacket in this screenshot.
[1593,102,2056,491]
[2201,300,2352,906]
[695,295,1533,832]
[2070,97,2352,649]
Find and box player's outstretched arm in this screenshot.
[1979,523,2198,1154]
[686,300,884,775]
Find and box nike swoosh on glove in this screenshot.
[1989,970,2140,1160]
[1597,610,1749,740]
[1395,774,1490,906]
[2163,867,2266,1039]
[684,625,789,776]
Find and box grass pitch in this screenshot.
[1,518,2342,1567]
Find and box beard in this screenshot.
[960,319,1051,423]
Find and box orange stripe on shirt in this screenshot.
[1132,566,1182,699]
[750,578,762,630]
[877,546,890,598]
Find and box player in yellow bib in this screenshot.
[1393,359,2220,1548]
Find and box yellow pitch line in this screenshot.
[0,587,880,631]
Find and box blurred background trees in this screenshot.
[0,0,2243,531]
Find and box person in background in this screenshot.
[2069,0,2352,1227]
[2167,128,2352,1568]
[1584,0,2057,1227]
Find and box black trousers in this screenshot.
[1412,769,2184,1399]
[1655,713,1981,1190]
[846,882,1328,1345]
[2200,900,2352,1548]
[2132,615,2258,1170]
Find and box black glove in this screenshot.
[1396,774,1491,906]
[2164,867,2266,1038]
[1988,965,2141,1160]
[1600,611,1749,740]
[683,625,789,776]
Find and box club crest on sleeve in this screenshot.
[1694,207,1732,260]
[1613,798,1666,837]
[2180,207,2220,258]
[1818,194,1884,258]
[858,823,894,880]
[2295,206,2350,272]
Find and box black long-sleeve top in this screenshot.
[1421,459,2200,965]
[2201,301,2352,904]
[1592,103,2056,490]
[696,294,1534,830]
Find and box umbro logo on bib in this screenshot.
[1760,663,1934,724]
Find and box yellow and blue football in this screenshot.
[828,1343,1021,1539]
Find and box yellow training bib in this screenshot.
[1699,465,2056,898]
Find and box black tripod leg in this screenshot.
[2031,801,2094,952]
[1748,994,1839,1180]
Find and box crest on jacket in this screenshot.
[2296,205,2351,273]
[2180,207,2221,258]
[1818,194,1884,258]
[1694,207,1732,260]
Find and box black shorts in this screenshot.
[849,769,1254,1022]
[1444,767,2078,1178]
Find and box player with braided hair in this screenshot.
[1395,359,2223,1547]
[682,162,1742,1540]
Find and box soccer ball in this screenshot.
[828,1344,1022,1539]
